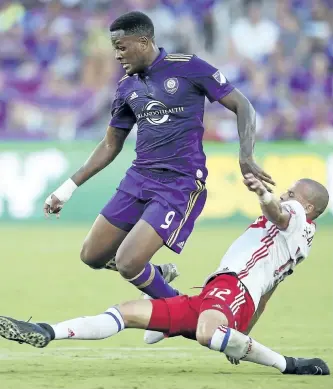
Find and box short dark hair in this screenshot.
[110,11,154,39]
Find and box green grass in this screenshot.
[0,223,332,389]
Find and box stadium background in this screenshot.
[0,1,332,389]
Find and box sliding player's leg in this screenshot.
[0,293,200,348]
[195,275,329,375]
[0,298,169,348]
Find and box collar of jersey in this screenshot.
[140,47,167,75]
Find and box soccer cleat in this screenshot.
[158,263,180,283]
[0,316,51,348]
[143,263,180,345]
[284,357,330,375]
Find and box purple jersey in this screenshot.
[110,48,234,181]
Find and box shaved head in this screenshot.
[297,179,329,219]
[280,178,329,220]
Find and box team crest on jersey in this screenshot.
[164,78,179,94]
[212,70,227,85]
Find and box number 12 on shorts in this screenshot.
[208,288,231,301]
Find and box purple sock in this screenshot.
[129,263,178,298]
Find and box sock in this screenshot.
[209,325,287,372]
[127,263,178,298]
[39,307,125,340]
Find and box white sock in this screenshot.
[209,325,287,372]
[51,307,125,340]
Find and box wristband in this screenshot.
[259,191,273,205]
[51,179,78,203]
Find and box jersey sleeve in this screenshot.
[280,200,306,235]
[187,56,235,103]
[279,200,309,259]
[109,88,136,130]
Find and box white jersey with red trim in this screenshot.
[204,200,316,310]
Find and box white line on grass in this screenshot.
[0,346,331,361]
[35,346,333,352]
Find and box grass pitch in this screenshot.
[0,223,332,389]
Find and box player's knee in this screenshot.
[196,326,216,347]
[80,244,105,269]
[196,309,229,347]
[115,251,138,279]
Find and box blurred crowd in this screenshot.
[0,0,332,142]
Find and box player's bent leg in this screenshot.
[80,214,128,269]
[196,289,288,372]
[206,324,330,375]
[196,305,330,375]
[115,219,163,278]
[193,275,329,375]
[116,219,179,298]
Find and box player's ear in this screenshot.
[139,36,149,51]
[305,203,314,215]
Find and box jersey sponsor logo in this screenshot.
[212,70,227,85]
[136,100,184,125]
[164,78,179,94]
[129,92,138,101]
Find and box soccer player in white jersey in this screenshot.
[0,174,330,376]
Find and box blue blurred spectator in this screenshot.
[230,2,280,61]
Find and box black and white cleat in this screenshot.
[0,316,51,348]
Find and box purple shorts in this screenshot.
[101,167,207,253]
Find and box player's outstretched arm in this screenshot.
[219,89,275,191]
[243,173,291,230]
[43,126,130,217]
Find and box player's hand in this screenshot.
[243,173,267,196]
[239,157,275,192]
[43,179,77,218]
[226,355,240,365]
[43,194,63,219]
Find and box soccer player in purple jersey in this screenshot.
[44,11,275,299]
